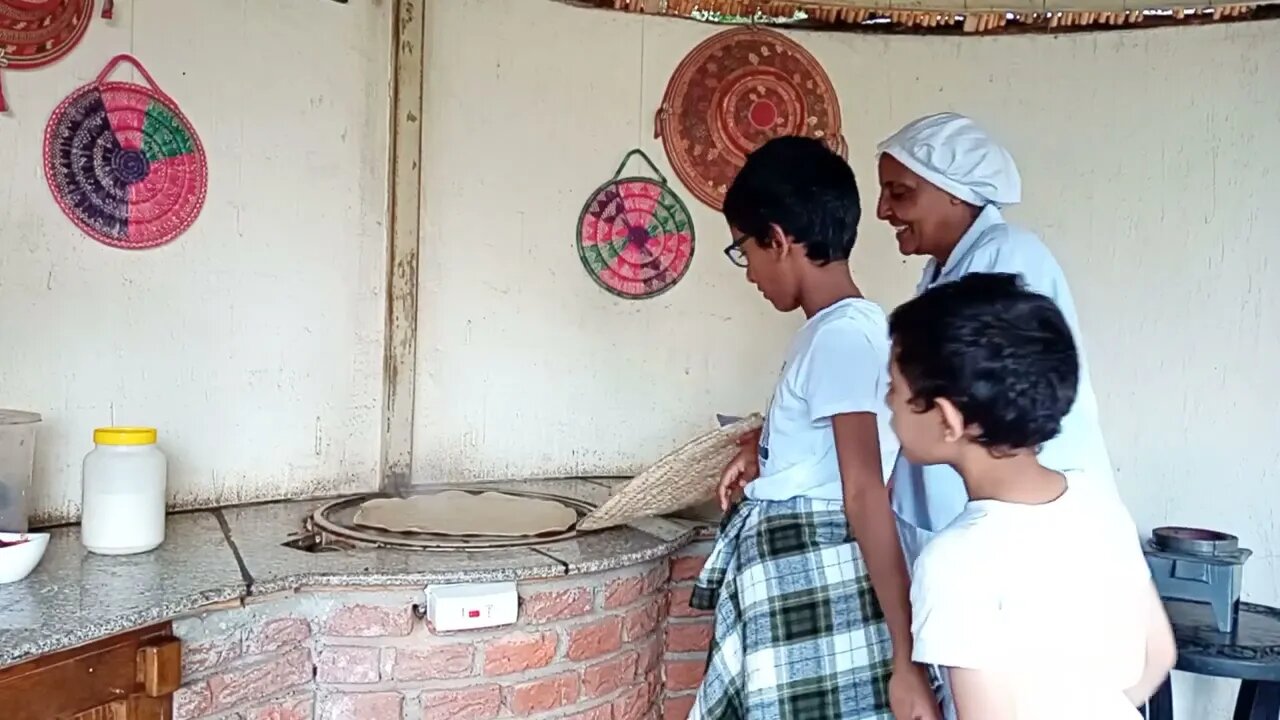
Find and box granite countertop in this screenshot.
[0,511,247,667]
[0,478,718,668]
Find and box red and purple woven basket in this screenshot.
[43,54,207,250]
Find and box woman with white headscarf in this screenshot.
[875,113,1122,716]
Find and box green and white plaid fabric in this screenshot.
[689,498,895,720]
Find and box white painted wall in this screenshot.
[416,2,1280,714]
[1,0,1274,710]
[0,0,391,521]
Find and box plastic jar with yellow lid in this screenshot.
[81,427,167,555]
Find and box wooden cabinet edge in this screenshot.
[0,623,180,720]
[136,638,181,697]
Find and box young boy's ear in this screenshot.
[766,223,791,253]
[936,398,968,444]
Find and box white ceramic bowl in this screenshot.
[0,532,50,584]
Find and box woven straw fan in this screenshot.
[579,414,764,531]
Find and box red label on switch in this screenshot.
[468,609,480,618]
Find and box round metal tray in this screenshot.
[309,487,597,550]
[1152,526,1239,556]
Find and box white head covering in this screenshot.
[876,112,1022,207]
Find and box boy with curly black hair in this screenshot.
[886,272,1176,720]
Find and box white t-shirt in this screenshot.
[745,297,900,502]
[910,475,1151,719]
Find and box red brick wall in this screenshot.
[661,540,714,720]
[171,545,718,720]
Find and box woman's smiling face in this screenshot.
[876,154,972,259]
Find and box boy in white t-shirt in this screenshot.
[884,272,1176,719]
[687,137,938,720]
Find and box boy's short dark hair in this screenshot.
[889,272,1079,452]
[722,136,860,265]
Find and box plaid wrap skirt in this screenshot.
[689,497,895,720]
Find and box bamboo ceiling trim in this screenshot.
[559,0,1278,33]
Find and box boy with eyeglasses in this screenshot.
[688,136,939,720]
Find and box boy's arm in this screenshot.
[949,668,1017,720]
[1124,581,1177,705]
[831,413,915,666]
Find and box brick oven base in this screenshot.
[173,540,715,720]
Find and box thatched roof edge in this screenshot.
[556,0,1279,34]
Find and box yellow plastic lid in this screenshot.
[93,427,158,446]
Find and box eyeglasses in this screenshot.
[724,236,749,268]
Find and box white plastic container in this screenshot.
[0,410,41,534]
[81,427,167,555]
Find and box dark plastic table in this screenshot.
[1146,600,1280,720]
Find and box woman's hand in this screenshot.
[717,441,760,511]
[889,661,941,720]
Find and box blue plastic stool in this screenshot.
[1144,600,1280,720]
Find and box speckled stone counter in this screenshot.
[0,511,247,666]
[0,478,718,670]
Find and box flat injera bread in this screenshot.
[354,491,578,537]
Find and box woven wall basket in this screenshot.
[44,54,207,250]
[0,0,97,113]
